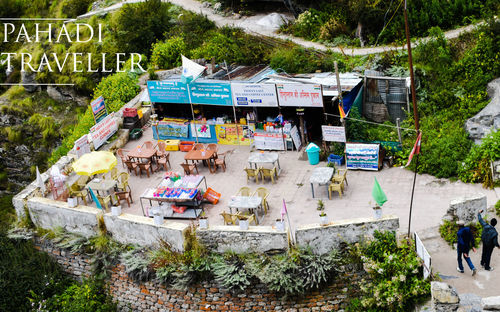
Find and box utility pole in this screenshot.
[404,0,421,239]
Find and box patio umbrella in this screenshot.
[72,151,117,176]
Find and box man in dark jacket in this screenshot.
[478,210,500,271]
[456,220,477,275]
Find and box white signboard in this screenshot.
[346,143,380,171]
[254,133,285,150]
[290,125,302,150]
[276,83,323,107]
[191,124,211,138]
[232,83,278,107]
[90,113,118,150]
[415,232,431,279]
[322,125,346,142]
[74,134,91,158]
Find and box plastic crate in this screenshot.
[129,128,143,140]
[165,140,180,151]
[203,187,221,204]
[123,108,138,118]
[328,154,344,166]
[179,141,195,152]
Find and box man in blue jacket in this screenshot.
[456,220,477,275]
[478,210,499,271]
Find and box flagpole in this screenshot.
[187,83,199,143]
[404,0,421,239]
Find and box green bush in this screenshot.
[350,231,430,311]
[496,200,500,217]
[30,278,117,312]
[269,47,319,73]
[60,0,93,17]
[439,219,483,248]
[150,36,188,69]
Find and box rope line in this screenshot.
[323,112,418,133]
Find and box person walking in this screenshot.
[478,210,500,271]
[456,220,477,276]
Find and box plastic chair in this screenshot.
[68,184,88,206]
[157,141,167,157]
[220,211,238,225]
[157,153,171,171]
[117,149,130,168]
[214,152,227,172]
[244,168,260,183]
[115,191,133,207]
[206,143,218,157]
[142,141,155,149]
[236,186,252,197]
[97,194,114,211]
[105,167,119,180]
[116,172,130,192]
[193,143,205,151]
[328,181,345,199]
[180,163,199,175]
[138,161,152,178]
[124,160,138,176]
[234,212,257,225]
[260,167,277,184]
[333,169,348,186]
[75,175,90,189]
[253,187,270,214]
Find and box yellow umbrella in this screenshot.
[72,151,117,176]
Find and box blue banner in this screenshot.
[147,81,189,104]
[154,121,189,138]
[189,82,232,106]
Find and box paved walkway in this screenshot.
[75,0,485,56]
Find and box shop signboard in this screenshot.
[276,83,323,107]
[90,113,118,150]
[254,132,285,150]
[90,96,107,124]
[155,121,189,138]
[345,143,379,171]
[215,124,254,145]
[189,82,232,106]
[147,81,189,104]
[74,134,91,158]
[322,125,346,142]
[290,125,302,150]
[231,83,278,107]
[191,124,212,139]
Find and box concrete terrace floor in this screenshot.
[73,124,500,297]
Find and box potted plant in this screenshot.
[319,211,328,226]
[239,219,249,230]
[275,219,285,231]
[317,199,325,211]
[373,204,382,220]
[199,217,208,229]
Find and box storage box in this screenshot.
[179,141,195,152]
[165,140,180,151]
[137,109,144,119]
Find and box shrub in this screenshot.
[150,36,188,69]
[212,253,251,291]
[269,47,319,73]
[60,0,93,17]
[439,219,483,248]
[496,200,500,217]
[351,231,430,311]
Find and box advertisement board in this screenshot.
[345,143,379,170]
[90,113,118,150]
[191,123,212,139]
[147,81,189,103]
[231,83,278,107]
[215,124,254,145]
[189,82,232,106]
[322,125,346,142]
[155,121,189,138]
[254,133,285,150]
[74,134,91,158]
[90,96,107,124]
[290,125,302,150]
[276,83,323,107]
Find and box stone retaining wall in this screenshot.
[295,215,400,254]
[34,238,364,312]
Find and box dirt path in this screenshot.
[76,0,484,56]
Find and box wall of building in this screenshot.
[34,238,364,312]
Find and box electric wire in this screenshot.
[323,112,418,133]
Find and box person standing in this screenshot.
[456,220,477,276]
[478,210,500,271]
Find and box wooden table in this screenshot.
[228,195,263,224]
[127,146,157,163]
[184,150,216,173]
